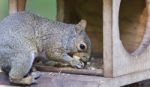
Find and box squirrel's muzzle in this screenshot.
[73,52,91,62]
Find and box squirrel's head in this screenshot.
[72,20,91,63]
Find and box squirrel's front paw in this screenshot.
[70,59,84,68]
[31,71,41,79]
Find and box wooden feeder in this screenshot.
[1,0,150,87]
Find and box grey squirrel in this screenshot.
[0,12,91,85]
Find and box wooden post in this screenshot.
[17,0,26,11]
[9,0,17,15]
[57,0,65,21]
[103,0,113,77]
[9,0,26,15]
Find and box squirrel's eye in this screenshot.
[80,44,85,50]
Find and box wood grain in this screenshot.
[35,65,103,76]
[103,0,113,77]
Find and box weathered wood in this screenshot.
[103,0,150,77]
[0,72,103,87]
[113,0,150,76]
[103,0,113,77]
[35,65,103,76]
[9,0,17,15]
[1,69,150,87]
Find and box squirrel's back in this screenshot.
[0,12,77,53]
[0,11,76,42]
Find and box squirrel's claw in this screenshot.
[9,75,38,85]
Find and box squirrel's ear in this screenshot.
[75,19,87,33]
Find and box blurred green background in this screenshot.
[0,0,57,20]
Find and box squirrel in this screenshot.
[0,11,91,85]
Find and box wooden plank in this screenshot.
[9,0,17,15]
[0,72,102,87]
[103,0,113,77]
[1,69,150,87]
[29,77,100,87]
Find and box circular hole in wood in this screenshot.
[119,0,147,53]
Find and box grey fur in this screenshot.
[0,12,91,84]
